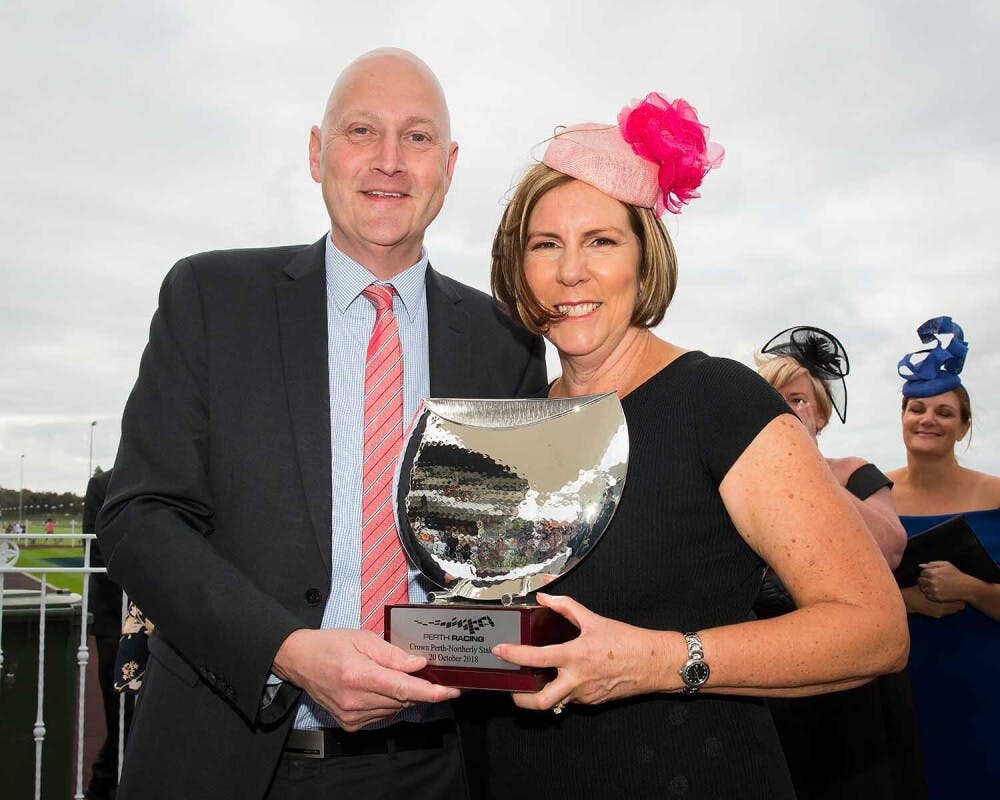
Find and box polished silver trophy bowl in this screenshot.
[385,392,628,690]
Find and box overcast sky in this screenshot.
[2,0,998,496]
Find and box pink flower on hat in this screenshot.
[618,93,725,215]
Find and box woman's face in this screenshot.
[523,179,642,364]
[777,372,827,441]
[901,390,969,456]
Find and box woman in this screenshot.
[886,317,1000,798]
[483,93,908,799]
[757,327,906,572]
[756,328,924,800]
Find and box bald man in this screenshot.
[98,49,546,799]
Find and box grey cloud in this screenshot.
[2,0,998,491]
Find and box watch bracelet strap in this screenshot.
[683,631,704,660]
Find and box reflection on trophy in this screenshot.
[385,392,628,690]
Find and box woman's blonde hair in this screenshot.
[491,163,677,333]
[756,354,834,429]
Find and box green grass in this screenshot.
[10,516,85,535]
[10,545,86,595]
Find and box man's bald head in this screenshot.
[322,48,452,142]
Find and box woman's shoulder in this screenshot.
[890,466,1000,516]
[965,468,1000,507]
[827,455,869,473]
[671,351,779,396]
[885,466,907,483]
[659,352,793,483]
[826,456,869,485]
[643,351,788,423]
[681,350,756,376]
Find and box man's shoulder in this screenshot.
[154,240,326,319]
[425,267,490,305]
[88,468,114,496]
[187,242,309,261]
[426,267,536,343]
[179,240,323,281]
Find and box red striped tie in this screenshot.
[359,284,409,634]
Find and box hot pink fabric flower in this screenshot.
[618,93,725,215]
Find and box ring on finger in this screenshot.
[552,700,567,715]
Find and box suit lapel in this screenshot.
[426,265,471,397]
[276,238,332,573]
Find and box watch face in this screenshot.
[683,660,710,687]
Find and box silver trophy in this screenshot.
[384,392,628,690]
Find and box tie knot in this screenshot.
[362,283,395,312]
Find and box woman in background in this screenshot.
[756,328,924,799]
[756,327,905,569]
[887,316,1000,798]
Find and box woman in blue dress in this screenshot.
[886,316,1000,798]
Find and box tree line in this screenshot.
[0,486,86,515]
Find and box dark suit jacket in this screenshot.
[97,237,546,799]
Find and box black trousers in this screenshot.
[264,727,469,800]
[86,635,135,800]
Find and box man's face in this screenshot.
[309,56,458,276]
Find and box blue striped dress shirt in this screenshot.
[294,234,442,729]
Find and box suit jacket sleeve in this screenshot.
[516,329,547,398]
[97,258,304,723]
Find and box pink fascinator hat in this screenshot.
[542,92,724,215]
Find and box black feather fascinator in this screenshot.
[761,326,849,423]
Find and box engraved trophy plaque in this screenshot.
[385,392,628,691]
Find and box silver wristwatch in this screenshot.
[678,631,710,694]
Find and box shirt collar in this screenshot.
[324,233,427,322]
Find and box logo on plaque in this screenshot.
[385,392,628,690]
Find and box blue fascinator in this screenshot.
[897,316,968,398]
[762,326,849,423]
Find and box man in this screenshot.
[82,467,134,800]
[98,49,546,799]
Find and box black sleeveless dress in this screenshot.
[484,352,796,799]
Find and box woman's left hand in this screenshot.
[491,592,678,712]
[917,560,976,603]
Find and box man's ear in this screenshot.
[308,125,323,183]
[444,140,459,188]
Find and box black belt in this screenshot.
[283,720,452,759]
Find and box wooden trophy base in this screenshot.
[385,602,578,691]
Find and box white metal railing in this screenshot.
[0,532,123,800]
